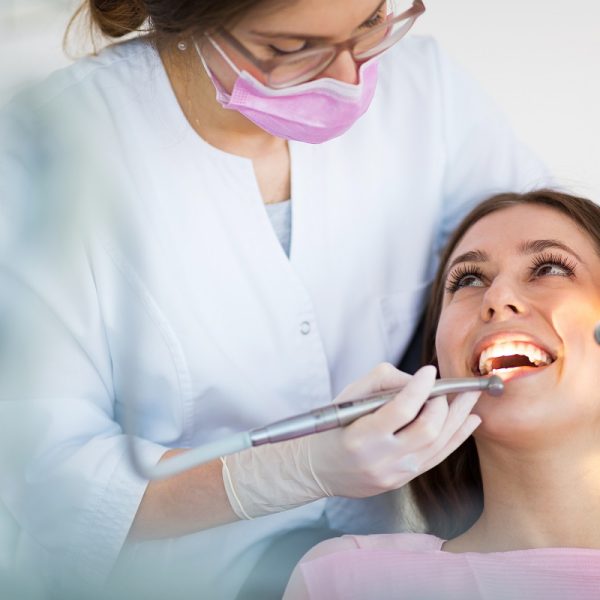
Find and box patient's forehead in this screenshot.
[450,204,597,262]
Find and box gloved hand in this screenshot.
[222,364,481,519]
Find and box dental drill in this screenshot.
[250,375,503,445]
[127,375,503,480]
[595,322,600,345]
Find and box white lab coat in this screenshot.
[0,35,548,599]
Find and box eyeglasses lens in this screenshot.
[267,1,420,87]
[269,48,336,88]
[354,0,418,59]
[353,16,415,60]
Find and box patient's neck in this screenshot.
[445,439,600,552]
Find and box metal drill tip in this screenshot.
[595,322,600,345]
[485,375,504,396]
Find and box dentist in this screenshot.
[0,0,548,598]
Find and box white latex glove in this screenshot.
[222,364,481,519]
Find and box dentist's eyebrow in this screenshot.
[445,249,489,279]
[249,0,386,40]
[518,239,583,262]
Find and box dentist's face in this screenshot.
[201,0,387,88]
[436,205,600,445]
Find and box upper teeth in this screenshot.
[478,341,552,376]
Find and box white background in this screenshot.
[1,0,599,199]
[419,0,600,201]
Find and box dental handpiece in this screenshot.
[132,325,598,480]
[129,376,504,480]
[249,375,504,446]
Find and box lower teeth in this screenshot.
[491,367,522,374]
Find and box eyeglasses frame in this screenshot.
[206,0,426,88]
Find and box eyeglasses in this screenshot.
[208,0,426,89]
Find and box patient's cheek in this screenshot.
[436,303,473,377]
[435,320,454,377]
[437,357,454,378]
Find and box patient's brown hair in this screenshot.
[411,189,600,539]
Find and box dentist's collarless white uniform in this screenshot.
[0,35,548,599]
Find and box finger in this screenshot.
[423,390,481,451]
[416,414,482,473]
[389,391,480,473]
[364,365,437,433]
[447,389,481,426]
[334,362,412,404]
[368,392,481,486]
[393,395,449,451]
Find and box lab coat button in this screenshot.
[300,321,311,335]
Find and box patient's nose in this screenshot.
[480,277,527,322]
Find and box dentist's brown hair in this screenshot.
[67,0,281,47]
[412,188,600,539]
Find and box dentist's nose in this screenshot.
[320,50,358,84]
[480,277,526,322]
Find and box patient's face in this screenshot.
[436,204,600,444]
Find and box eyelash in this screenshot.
[445,252,577,294]
[445,265,485,294]
[530,252,577,278]
[268,44,307,56]
[361,6,387,29]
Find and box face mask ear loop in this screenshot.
[194,35,241,78]
[194,43,213,79]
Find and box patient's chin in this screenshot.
[472,391,580,448]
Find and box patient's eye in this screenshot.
[530,252,576,279]
[446,265,486,293]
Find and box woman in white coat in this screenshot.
[0,0,548,598]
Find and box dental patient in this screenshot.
[283,189,600,599]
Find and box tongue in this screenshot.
[491,355,536,371]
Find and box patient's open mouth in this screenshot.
[477,341,555,377]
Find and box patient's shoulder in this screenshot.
[301,532,444,563]
[285,534,445,599]
[349,532,445,552]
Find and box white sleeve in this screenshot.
[432,41,553,256]
[0,100,167,589]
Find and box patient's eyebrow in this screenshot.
[518,239,583,262]
[444,238,585,281]
[445,249,489,277]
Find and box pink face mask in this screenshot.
[194,38,379,144]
